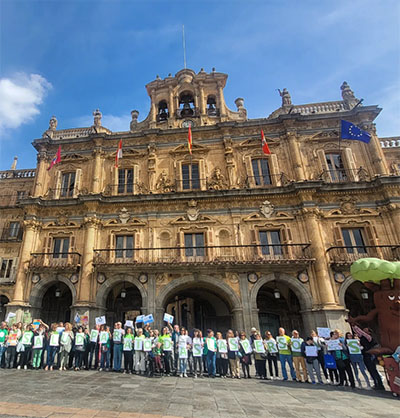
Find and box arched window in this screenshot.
[157,100,169,122]
[179,91,194,117]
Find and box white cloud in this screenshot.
[0,73,52,130]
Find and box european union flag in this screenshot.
[341,120,371,144]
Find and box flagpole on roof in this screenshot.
[182,25,187,70]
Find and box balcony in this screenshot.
[326,245,400,267]
[318,168,370,183]
[0,169,35,180]
[246,173,290,188]
[0,227,23,242]
[29,252,81,272]
[93,244,313,271]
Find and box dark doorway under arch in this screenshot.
[106,282,142,325]
[257,282,304,337]
[41,282,72,324]
[0,295,9,322]
[165,287,232,333]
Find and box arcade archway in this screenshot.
[41,282,72,324]
[105,282,142,325]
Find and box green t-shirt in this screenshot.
[0,328,8,343]
[276,335,292,355]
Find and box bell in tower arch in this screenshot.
[179,92,194,117]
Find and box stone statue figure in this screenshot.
[130,110,139,131]
[341,81,359,109]
[155,170,174,193]
[278,88,292,107]
[49,116,58,130]
[208,168,227,190]
[93,109,102,127]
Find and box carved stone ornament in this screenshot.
[31,274,41,284]
[208,168,228,190]
[187,199,200,221]
[339,197,358,215]
[70,274,79,284]
[55,211,69,226]
[155,170,174,193]
[97,273,106,284]
[260,200,274,218]
[156,273,168,283]
[119,208,130,224]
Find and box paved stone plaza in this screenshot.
[0,369,398,418]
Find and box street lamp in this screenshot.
[273,288,281,299]
[120,282,126,299]
[55,288,61,298]
[360,288,369,300]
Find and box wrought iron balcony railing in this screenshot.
[43,188,88,199]
[0,169,35,180]
[245,173,290,188]
[326,245,400,265]
[93,244,312,266]
[318,167,370,183]
[0,227,23,242]
[29,252,81,270]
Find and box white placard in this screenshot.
[95,316,106,326]
[276,336,288,351]
[143,338,152,352]
[33,335,43,349]
[99,331,109,344]
[134,338,143,351]
[290,338,302,352]
[124,320,133,328]
[21,332,33,345]
[50,333,59,347]
[75,333,85,346]
[346,339,362,355]
[326,339,342,351]
[265,340,278,353]
[240,338,252,354]
[163,313,174,323]
[206,338,216,352]
[305,345,318,357]
[179,346,188,359]
[162,338,172,352]
[90,329,99,343]
[61,332,70,345]
[56,327,65,334]
[254,340,266,353]
[5,312,16,323]
[317,327,331,339]
[228,338,239,351]
[113,330,122,342]
[123,338,133,351]
[217,339,228,353]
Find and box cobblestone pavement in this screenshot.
[0,369,398,418]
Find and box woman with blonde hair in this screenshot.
[59,322,74,371]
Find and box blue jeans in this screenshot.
[46,346,58,367]
[113,344,123,371]
[0,345,7,367]
[279,354,296,380]
[207,351,216,376]
[101,349,110,369]
[179,358,187,374]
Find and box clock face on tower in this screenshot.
[182,119,195,128]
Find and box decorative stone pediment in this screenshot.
[238,136,277,149]
[104,217,146,227]
[311,130,339,140]
[62,153,89,162]
[170,143,209,156]
[106,148,144,160]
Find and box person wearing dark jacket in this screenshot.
[301,337,322,384]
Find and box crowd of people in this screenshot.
[0,320,386,390]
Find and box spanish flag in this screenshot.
[115,139,123,168]
[261,130,271,155]
[188,126,192,155]
[47,145,61,171]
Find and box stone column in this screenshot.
[9,219,41,309]
[33,151,47,197]
[364,123,388,175]
[92,146,103,194]
[168,88,175,116]
[301,209,337,306]
[217,82,226,117]
[238,274,253,332]
[77,216,101,306]
[286,132,306,181]
[388,204,400,242]
[198,82,205,115]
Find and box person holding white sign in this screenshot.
[32,321,48,370]
[329,329,355,388]
[310,330,329,382]
[192,329,204,378]
[112,322,125,372]
[253,333,268,379]
[345,332,371,390]
[160,326,173,376]
[178,327,192,377]
[301,337,323,384]
[276,327,296,381]
[5,324,20,369]
[18,324,34,370]
[291,330,308,383]
[99,325,111,371]
[226,329,240,379]
[205,329,217,378]
[44,323,59,371]
[88,324,100,370]
[59,323,74,371]
[74,326,87,371]
[264,331,279,380]
[238,331,252,378]
[134,328,146,374]
[216,332,228,378]
[123,327,135,374]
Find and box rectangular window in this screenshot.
[17,191,26,199]
[184,233,205,257]
[61,172,76,197]
[115,235,134,259]
[8,222,20,238]
[0,259,13,279]
[341,228,367,254]
[252,159,271,186]
[53,238,70,259]
[182,163,200,190]
[325,153,346,182]
[118,168,134,194]
[259,230,282,256]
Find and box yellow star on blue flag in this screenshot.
[341,120,371,144]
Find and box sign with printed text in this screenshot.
[276,336,288,351]
[163,313,174,324]
[162,338,173,352]
[240,338,252,354]
[56,327,65,334]
[228,338,239,351]
[75,333,85,346]
[346,339,362,355]
[21,332,33,345]
[206,338,216,352]
[90,329,99,343]
[179,346,188,359]
[135,315,144,323]
[134,338,143,351]
[113,330,122,342]
[143,338,152,352]
[33,335,43,349]
[193,342,203,357]
[326,339,342,351]
[143,314,154,324]
[50,333,60,347]
[95,316,106,326]
[124,320,134,328]
[217,339,228,353]
[317,327,331,339]
[253,340,266,354]
[61,332,70,345]
[290,338,302,352]
[99,331,109,344]
[5,312,16,324]
[265,340,278,353]
[123,338,133,351]
[305,345,318,357]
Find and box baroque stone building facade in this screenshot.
[1,68,399,338]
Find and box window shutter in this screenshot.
[250,229,259,258]
[176,162,183,192]
[73,169,82,198]
[269,154,281,186]
[343,148,358,181]
[176,231,182,260]
[333,226,344,246]
[113,166,118,195]
[54,171,62,199]
[133,164,139,194]
[199,159,206,190]
[281,227,293,258]
[44,237,52,267]
[108,234,115,262]
[244,155,254,187]
[70,236,76,252]
[11,257,18,282]
[316,150,329,178]
[364,225,379,258]
[207,229,214,260]
[134,232,140,261]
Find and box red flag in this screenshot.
[47,146,61,171]
[261,130,271,155]
[188,126,192,155]
[115,139,123,168]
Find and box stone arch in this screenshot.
[250,273,313,311]
[156,274,241,312]
[29,275,77,309]
[96,274,148,310]
[338,275,355,307]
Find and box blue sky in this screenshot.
[0,0,399,170]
